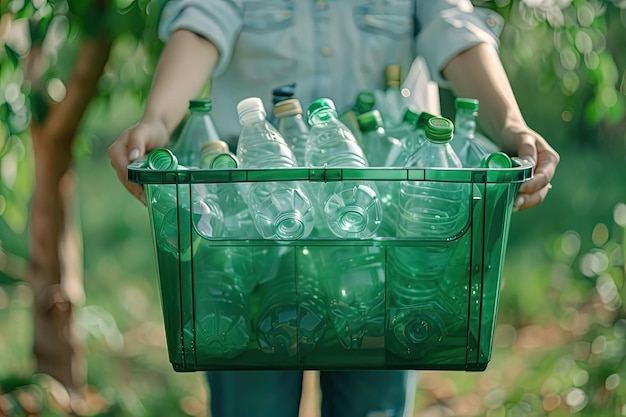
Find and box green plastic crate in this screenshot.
[128,160,532,372]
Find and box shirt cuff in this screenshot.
[158,0,242,77]
[416,7,504,86]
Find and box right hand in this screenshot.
[107,120,170,204]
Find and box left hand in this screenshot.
[499,124,560,212]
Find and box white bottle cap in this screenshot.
[237,97,266,124]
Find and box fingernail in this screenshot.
[513,195,525,211]
[139,193,147,205]
[128,148,140,161]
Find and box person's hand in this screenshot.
[499,123,560,212]
[107,120,170,204]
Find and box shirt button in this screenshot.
[316,0,327,9]
[487,16,497,27]
[321,47,333,57]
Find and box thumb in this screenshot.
[516,133,538,167]
[126,126,152,162]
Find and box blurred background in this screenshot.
[0,0,625,416]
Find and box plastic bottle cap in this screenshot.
[416,111,437,129]
[356,110,383,132]
[480,152,512,168]
[425,117,454,142]
[455,98,479,111]
[237,97,266,123]
[274,99,303,118]
[307,98,336,122]
[147,148,178,170]
[385,65,401,87]
[210,153,239,169]
[272,82,297,104]
[201,141,229,156]
[402,109,420,125]
[189,98,213,112]
[272,82,296,97]
[353,92,376,114]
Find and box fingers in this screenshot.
[108,124,163,205]
[513,134,560,212]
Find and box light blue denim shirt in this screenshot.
[159,0,503,144]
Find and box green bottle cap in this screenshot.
[353,92,375,114]
[307,98,336,123]
[402,109,420,125]
[189,98,213,112]
[480,152,512,168]
[200,141,231,168]
[425,117,454,143]
[147,148,178,170]
[210,153,239,169]
[455,98,479,111]
[356,110,383,132]
[416,111,437,129]
[274,98,303,118]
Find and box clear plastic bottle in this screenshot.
[200,141,237,169]
[190,247,251,359]
[236,97,315,240]
[320,246,385,349]
[338,91,376,144]
[255,249,328,358]
[451,98,500,167]
[274,99,309,166]
[357,110,405,167]
[305,98,382,238]
[384,109,419,161]
[403,112,435,162]
[388,117,470,358]
[146,148,224,259]
[375,65,410,128]
[170,98,221,167]
[267,82,296,126]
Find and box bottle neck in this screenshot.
[454,109,477,139]
[239,110,266,124]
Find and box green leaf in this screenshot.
[3,44,21,69]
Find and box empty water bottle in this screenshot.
[170,98,221,167]
[268,82,296,126]
[338,91,376,144]
[189,247,251,359]
[305,98,382,238]
[256,249,328,358]
[200,141,238,169]
[451,98,500,167]
[320,246,385,349]
[274,99,309,166]
[146,148,224,260]
[402,111,437,165]
[374,65,410,128]
[388,117,470,358]
[356,110,406,237]
[357,110,406,167]
[236,97,315,240]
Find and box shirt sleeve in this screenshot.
[158,0,243,77]
[415,0,504,85]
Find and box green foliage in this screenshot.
[0,0,166,234]
[477,0,626,148]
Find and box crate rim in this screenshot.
[128,157,533,185]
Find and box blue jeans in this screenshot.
[206,370,417,417]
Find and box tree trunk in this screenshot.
[28,31,112,392]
